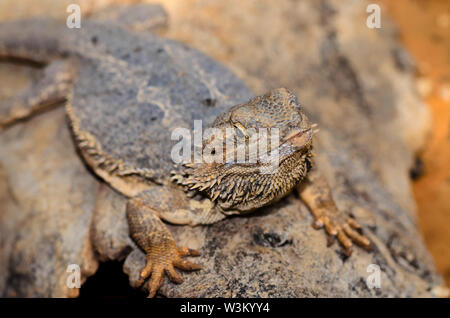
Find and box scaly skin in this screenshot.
[0,4,371,297]
[126,196,201,298]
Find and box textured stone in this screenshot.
[0,103,99,297]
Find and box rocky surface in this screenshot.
[0,104,99,297]
[0,0,445,297]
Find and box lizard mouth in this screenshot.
[282,127,314,149]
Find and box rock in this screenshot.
[0,0,444,297]
[0,101,98,297]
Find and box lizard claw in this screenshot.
[138,244,201,297]
[313,214,371,255]
[298,169,372,256]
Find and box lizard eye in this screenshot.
[234,122,249,139]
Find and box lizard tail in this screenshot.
[0,18,71,63]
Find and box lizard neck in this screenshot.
[216,149,313,213]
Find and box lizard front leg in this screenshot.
[126,186,226,297]
[126,195,202,298]
[297,167,371,256]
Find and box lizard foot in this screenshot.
[137,244,201,297]
[126,196,203,297]
[297,168,372,256]
[313,213,371,256]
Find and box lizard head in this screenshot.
[172,88,314,213]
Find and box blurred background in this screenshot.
[0,0,448,289]
[378,0,450,288]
